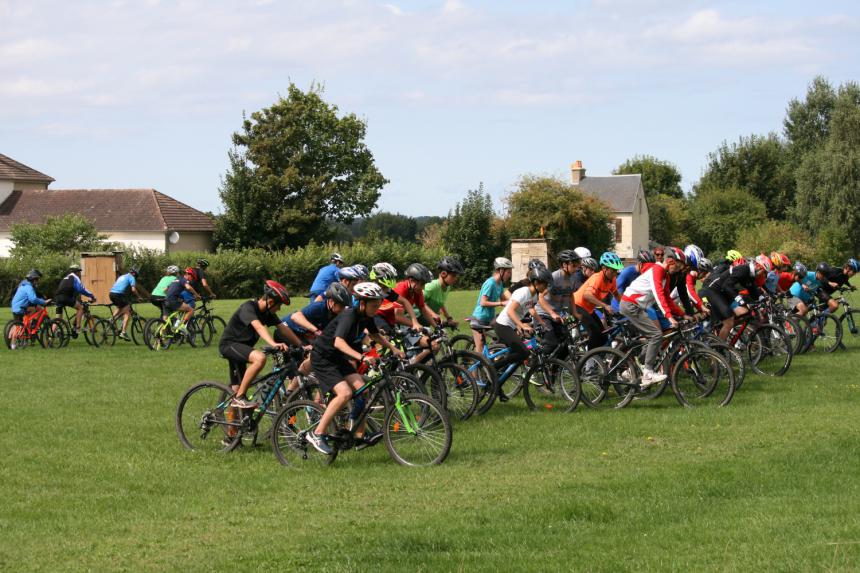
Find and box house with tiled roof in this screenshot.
[569,160,649,260]
[0,154,214,256]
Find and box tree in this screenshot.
[688,188,767,256]
[9,214,113,259]
[504,175,614,254]
[648,194,691,247]
[443,184,500,286]
[215,83,388,249]
[735,220,813,262]
[696,133,794,219]
[614,155,683,199]
[361,212,418,243]
[784,75,838,161]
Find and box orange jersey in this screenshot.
[574,271,617,313]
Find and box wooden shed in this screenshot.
[80,252,123,303]
[510,239,548,282]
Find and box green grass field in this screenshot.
[2,291,860,572]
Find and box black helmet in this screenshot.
[557,249,580,264]
[437,256,464,275]
[528,267,553,284]
[528,258,547,271]
[26,269,42,280]
[816,262,830,274]
[405,263,433,283]
[196,258,209,268]
[129,265,139,276]
[330,252,344,264]
[637,249,655,264]
[325,282,351,306]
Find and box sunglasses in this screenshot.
[654,251,665,257]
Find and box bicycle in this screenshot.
[720,302,794,377]
[105,301,147,345]
[176,346,306,452]
[270,352,452,467]
[188,297,226,347]
[4,306,65,350]
[144,310,197,351]
[797,295,842,354]
[832,286,858,347]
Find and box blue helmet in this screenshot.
[847,258,859,273]
[599,252,623,271]
[339,266,362,281]
[684,245,704,270]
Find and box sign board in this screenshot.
[510,239,548,283]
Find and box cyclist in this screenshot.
[314,265,362,301]
[163,267,201,332]
[352,264,369,280]
[469,257,513,353]
[787,262,819,316]
[306,282,405,455]
[536,250,581,358]
[151,265,180,318]
[701,254,770,341]
[219,280,304,410]
[308,252,346,299]
[54,264,96,338]
[109,266,148,341]
[683,255,713,316]
[423,256,464,327]
[620,248,688,387]
[370,263,423,332]
[573,256,599,292]
[191,258,216,299]
[574,252,623,350]
[653,247,665,263]
[610,250,654,313]
[10,269,50,349]
[816,259,858,312]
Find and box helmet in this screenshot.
[770,251,790,268]
[493,257,514,269]
[794,262,808,276]
[557,249,580,264]
[339,266,362,281]
[816,262,829,274]
[196,258,209,268]
[684,245,704,269]
[581,257,598,271]
[263,280,290,305]
[405,263,433,283]
[665,247,687,266]
[574,247,591,259]
[697,257,714,273]
[599,252,624,271]
[129,265,139,276]
[732,257,747,267]
[528,258,547,271]
[184,267,197,281]
[325,282,351,306]
[353,281,385,300]
[528,267,553,284]
[754,254,773,273]
[166,265,180,275]
[330,252,344,263]
[637,249,655,264]
[352,264,369,280]
[726,249,743,262]
[847,258,860,273]
[69,263,82,273]
[370,262,398,289]
[26,269,42,280]
[437,256,465,275]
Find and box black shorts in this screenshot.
[150,295,165,312]
[109,292,130,309]
[54,294,78,314]
[699,288,732,322]
[164,297,184,313]
[219,342,255,386]
[311,352,357,396]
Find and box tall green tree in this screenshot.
[648,194,691,247]
[784,75,838,161]
[443,184,500,286]
[688,188,767,255]
[361,212,418,243]
[505,175,613,254]
[696,133,793,219]
[215,83,388,249]
[613,155,683,199]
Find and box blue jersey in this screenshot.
[308,264,340,298]
[110,273,137,294]
[166,276,188,300]
[789,272,819,303]
[282,299,333,334]
[11,279,46,314]
[472,276,504,323]
[611,265,641,312]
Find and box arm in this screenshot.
[200,277,216,297]
[369,331,401,355]
[583,288,612,313]
[334,336,364,362]
[274,322,304,346]
[504,299,531,333]
[396,294,421,329]
[288,311,319,335]
[537,290,560,321]
[184,283,201,299]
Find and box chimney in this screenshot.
[570,160,586,185]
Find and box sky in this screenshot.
[2,0,859,218]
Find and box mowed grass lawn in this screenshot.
[2,290,860,572]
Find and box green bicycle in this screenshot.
[144,310,197,351]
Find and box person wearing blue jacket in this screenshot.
[10,269,50,349]
[308,253,345,298]
[54,264,96,338]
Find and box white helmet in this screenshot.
[493,257,514,269]
[166,265,180,275]
[353,281,385,300]
[574,247,591,259]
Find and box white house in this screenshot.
[0,153,214,256]
[569,160,650,260]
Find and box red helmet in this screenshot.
[263,280,290,305]
[731,257,747,267]
[184,267,197,281]
[754,254,773,273]
[665,246,687,266]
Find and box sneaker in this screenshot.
[71,329,79,339]
[306,431,334,455]
[221,435,236,447]
[640,369,667,388]
[118,331,131,341]
[355,430,383,451]
[497,392,510,403]
[230,397,258,409]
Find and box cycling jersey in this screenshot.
[55,272,94,299]
[681,272,705,312]
[152,276,176,297]
[574,271,617,314]
[189,267,207,293]
[110,273,136,294]
[219,300,280,348]
[423,278,452,314]
[540,269,577,315]
[703,262,761,301]
[393,280,425,308]
[11,279,46,315]
[472,276,504,323]
[818,264,851,293]
[777,272,795,292]
[669,271,695,315]
[789,272,820,303]
[308,264,340,298]
[165,276,189,302]
[621,263,683,317]
[313,306,379,360]
[282,299,335,334]
[610,265,640,312]
[496,286,537,328]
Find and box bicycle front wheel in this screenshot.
[271,400,336,467]
[85,318,113,348]
[384,393,452,467]
[748,324,793,376]
[175,381,240,453]
[130,316,147,346]
[436,361,478,421]
[813,314,843,353]
[576,347,638,409]
[840,310,860,344]
[670,348,735,407]
[39,319,67,349]
[523,358,579,412]
[144,318,171,351]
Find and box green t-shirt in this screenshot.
[423,278,452,314]
[152,275,177,297]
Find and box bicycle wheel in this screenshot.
[175,381,241,452]
[575,347,638,409]
[130,316,147,346]
[5,320,26,350]
[86,318,113,348]
[145,318,171,351]
[272,400,336,467]
[670,347,735,407]
[191,316,216,347]
[209,315,227,338]
[792,314,813,354]
[242,379,290,448]
[406,363,446,408]
[523,358,579,411]
[748,324,793,377]
[698,337,746,391]
[840,310,860,344]
[383,393,452,467]
[812,314,843,353]
[436,361,478,421]
[454,350,498,416]
[39,319,67,349]
[779,316,805,356]
[448,333,475,352]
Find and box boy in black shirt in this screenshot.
[307,281,404,455]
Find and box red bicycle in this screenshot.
[3,306,66,350]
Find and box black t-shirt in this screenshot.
[190,267,207,293]
[220,300,280,347]
[312,306,379,361]
[819,265,849,293]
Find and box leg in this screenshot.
[74,302,84,330]
[315,380,353,436]
[234,349,267,400]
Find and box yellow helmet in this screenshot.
[726,249,743,262]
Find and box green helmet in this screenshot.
[599,252,623,271]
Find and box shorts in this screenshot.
[54,294,78,314]
[311,353,357,396]
[181,291,196,308]
[788,297,806,311]
[164,297,185,313]
[219,342,255,387]
[109,292,130,309]
[698,288,732,322]
[150,295,165,312]
[645,306,671,330]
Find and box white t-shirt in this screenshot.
[496,286,537,328]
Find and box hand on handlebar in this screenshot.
[392,348,406,359]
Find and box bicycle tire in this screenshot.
[793,314,814,354]
[130,315,146,346]
[405,363,446,408]
[448,333,475,352]
[670,347,735,407]
[190,316,215,347]
[4,320,27,349]
[144,318,171,351]
[748,324,793,377]
[383,393,452,467]
[779,315,805,356]
[435,361,479,420]
[39,319,67,349]
[272,400,336,467]
[697,336,746,391]
[209,315,227,337]
[175,381,241,452]
[813,313,843,353]
[454,350,498,416]
[575,347,638,409]
[840,310,860,343]
[87,318,113,348]
[522,357,579,412]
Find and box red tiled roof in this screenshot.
[0,189,215,232]
[0,153,54,183]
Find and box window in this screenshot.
[613,218,622,243]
